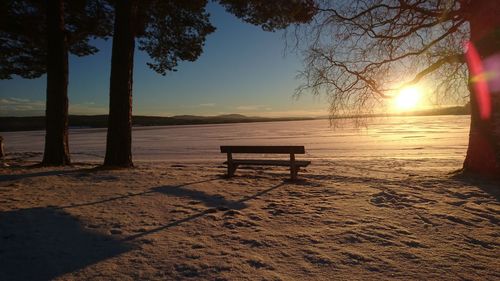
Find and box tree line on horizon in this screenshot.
[0,114,321,132]
[1,0,499,178]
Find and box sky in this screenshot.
[0,4,328,118]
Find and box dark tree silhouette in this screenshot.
[44,0,70,166]
[296,0,500,178]
[0,0,112,166]
[104,0,316,167]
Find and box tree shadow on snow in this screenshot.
[56,178,220,209]
[0,166,99,182]
[152,185,247,210]
[0,207,133,281]
[125,182,285,241]
[451,173,500,202]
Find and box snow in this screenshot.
[2,115,469,164]
[2,115,498,280]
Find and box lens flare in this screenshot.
[465,41,491,120]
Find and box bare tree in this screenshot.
[295,0,500,177]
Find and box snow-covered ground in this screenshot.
[3,115,498,280]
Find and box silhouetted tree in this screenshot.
[104,0,316,167]
[296,0,500,178]
[0,0,112,165]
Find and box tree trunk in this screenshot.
[462,0,500,178]
[42,0,70,166]
[103,0,136,167]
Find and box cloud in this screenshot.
[9,97,30,103]
[0,97,45,115]
[235,104,267,111]
[231,105,326,117]
[69,102,108,115]
[181,103,216,108]
[246,109,326,118]
[198,103,215,107]
[0,97,108,116]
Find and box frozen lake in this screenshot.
[1,115,470,165]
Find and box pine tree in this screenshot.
[103,0,316,167]
[1,0,112,165]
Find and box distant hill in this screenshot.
[0,114,315,132]
[336,105,470,119]
[396,105,470,117]
[0,106,470,132]
[170,114,248,120]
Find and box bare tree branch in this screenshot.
[293,0,469,117]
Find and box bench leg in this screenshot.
[289,153,298,181]
[228,163,238,177]
[290,166,298,181]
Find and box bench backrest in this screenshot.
[220,145,305,154]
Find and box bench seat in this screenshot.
[224,159,311,167]
[220,145,310,180]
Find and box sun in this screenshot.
[393,87,422,111]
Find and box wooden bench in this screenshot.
[220,145,310,180]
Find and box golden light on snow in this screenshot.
[393,86,422,111]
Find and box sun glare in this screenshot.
[394,87,422,111]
